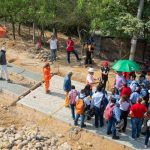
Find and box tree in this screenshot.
[129,0,145,60]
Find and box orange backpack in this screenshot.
[75,99,85,115]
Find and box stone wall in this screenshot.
[94,35,150,62]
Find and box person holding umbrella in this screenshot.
[114,72,126,95]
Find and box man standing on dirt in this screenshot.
[66,36,80,64]
[0,47,11,82]
[47,35,58,63]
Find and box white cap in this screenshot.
[88,68,95,72]
[148,90,150,94]
[1,47,6,51]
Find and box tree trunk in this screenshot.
[142,40,147,61]
[32,22,35,44]
[77,26,82,41]
[53,24,57,37]
[4,17,7,27]
[12,22,16,40]
[41,24,45,45]
[77,26,83,56]
[18,23,21,36]
[129,0,144,60]
[28,26,30,35]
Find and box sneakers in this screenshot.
[129,137,136,141]
[144,145,148,149]
[7,79,12,83]
[112,136,120,140]
[81,124,86,128]
[45,90,51,94]
[107,131,112,135]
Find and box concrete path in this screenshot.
[8,64,42,82]
[0,80,29,97]
[18,75,146,150]
[0,64,42,96]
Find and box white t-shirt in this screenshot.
[119,100,130,111]
[50,39,57,50]
[86,74,94,84]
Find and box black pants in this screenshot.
[102,79,107,90]
[67,50,79,63]
[94,106,104,127]
[102,75,108,90]
[145,129,150,145]
[85,51,92,65]
[120,110,129,132]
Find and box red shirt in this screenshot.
[130,103,147,118]
[120,86,132,98]
[66,39,74,52]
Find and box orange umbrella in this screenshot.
[0,27,6,38]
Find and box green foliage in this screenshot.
[0,0,150,41]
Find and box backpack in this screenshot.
[100,92,108,112]
[0,51,2,64]
[75,99,85,115]
[103,104,115,121]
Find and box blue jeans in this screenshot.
[74,114,85,127]
[131,118,143,139]
[94,106,104,127]
[145,129,150,145]
[70,104,75,120]
[51,49,57,62]
[107,118,117,137]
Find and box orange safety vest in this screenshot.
[43,67,51,81]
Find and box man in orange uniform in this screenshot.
[43,62,51,94]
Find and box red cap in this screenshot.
[102,61,109,66]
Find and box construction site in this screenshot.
[0,21,149,150]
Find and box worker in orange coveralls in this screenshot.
[43,62,51,94]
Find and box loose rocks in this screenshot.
[58,142,72,150]
[0,125,64,149]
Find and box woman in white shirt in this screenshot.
[119,95,130,132]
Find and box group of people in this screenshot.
[63,66,150,148]
[47,34,96,66]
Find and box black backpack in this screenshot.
[100,92,108,112]
[0,51,3,64]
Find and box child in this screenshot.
[69,85,78,120]
[43,62,51,94]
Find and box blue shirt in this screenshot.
[130,92,140,104]
[113,105,121,122]
[63,75,71,92]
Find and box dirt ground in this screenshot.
[0,24,132,150]
[0,94,132,150]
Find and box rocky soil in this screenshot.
[0,125,72,150]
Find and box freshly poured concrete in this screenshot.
[18,75,145,150]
